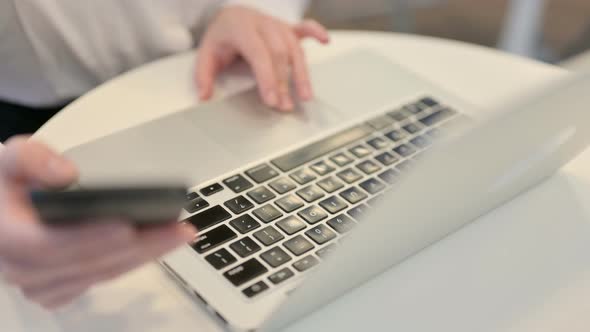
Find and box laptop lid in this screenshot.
[261,73,590,331]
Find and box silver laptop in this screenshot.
[64,50,590,331]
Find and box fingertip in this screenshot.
[262,89,279,108]
[179,223,198,243]
[278,96,294,112]
[46,155,79,183]
[298,82,313,101]
[198,85,213,101]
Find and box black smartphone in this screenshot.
[30,186,188,226]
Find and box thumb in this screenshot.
[294,19,330,44]
[0,136,78,189]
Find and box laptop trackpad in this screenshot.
[184,88,347,162]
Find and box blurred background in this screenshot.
[307,0,590,69]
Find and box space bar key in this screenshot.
[271,124,373,172]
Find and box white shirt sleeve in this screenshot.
[0,0,311,106]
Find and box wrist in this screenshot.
[223,0,309,23]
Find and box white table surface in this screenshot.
[3,31,590,332]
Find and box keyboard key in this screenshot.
[348,204,369,220]
[306,224,337,245]
[336,168,362,184]
[230,237,261,258]
[403,122,423,134]
[349,145,372,158]
[420,97,439,107]
[367,137,389,150]
[340,187,368,204]
[223,175,253,194]
[396,160,414,172]
[192,225,237,254]
[186,192,199,201]
[360,178,386,194]
[293,255,319,272]
[426,127,442,138]
[419,108,456,126]
[247,186,276,204]
[310,161,335,176]
[184,197,210,213]
[260,247,292,267]
[316,243,338,258]
[387,109,411,122]
[378,168,399,184]
[224,258,268,286]
[393,144,416,157]
[275,194,305,213]
[384,129,408,142]
[319,196,348,214]
[366,114,395,130]
[242,281,268,298]
[252,204,283,223]
[298,206,328,224]
[269,177,297,194]
[316,176,345,193]
[187,205,231,231]
[284,235,314,256]
[276,216,307,235]
[415,102,430,112]
[230,214,261,234]
[268,268,294,285]
[357,160,381,175]
[200,183,224,196]
[296,185,325,203]
[368,195,383,206]
[205,248,237,270]
[224,196,254,214]
[375,151,399,166]
[253,226,284,246]
[404,103,423,114]
[330,153,354,167]
[410,135,431,148]
[271,124,374,172]
[246,164,279,183]
[290,168,317,185]
[327,214,356,234]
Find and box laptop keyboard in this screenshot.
[181,96,464,298]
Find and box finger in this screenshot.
[281,28,313,101]
[4,222,195,286]
[294,19,330,44]
[259,25,294,111]
[195,44,221,101]
[233,28,279,108]
[136,222,196,256]
[0,136,78,188]
[1,222,138,285]
[23,224,193,307]
[36,284,88,310]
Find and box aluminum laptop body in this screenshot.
[64,49,590,331]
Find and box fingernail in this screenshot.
[47,156,77,178]
[264,90,278,107]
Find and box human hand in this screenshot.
[0,136,196,309]
[196,5,330,111]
